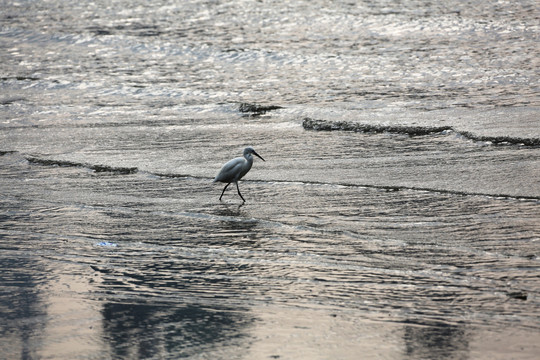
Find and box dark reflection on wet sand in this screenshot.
[0,257,47,360]
[404,322,468,360]
[102,303,253,359]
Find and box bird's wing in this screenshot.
[214,157,245,182]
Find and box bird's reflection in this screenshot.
[211,202,264,248]
[216,201,245,216]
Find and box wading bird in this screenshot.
[213,147,265,202]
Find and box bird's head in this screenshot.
[244,147,265,161]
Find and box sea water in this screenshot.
[1,1,539,359]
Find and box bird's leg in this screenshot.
[219,183,230,200]
[235,182,246,202]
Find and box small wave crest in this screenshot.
[238,102,283,116]
[25,156,138,175]
[0,150,18,156]
[302,118,540,147]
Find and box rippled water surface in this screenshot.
[1,1,539,359]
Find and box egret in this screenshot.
[213,147,265,202]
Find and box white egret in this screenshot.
[213,147,265,202]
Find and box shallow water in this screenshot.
[1,1,540,359]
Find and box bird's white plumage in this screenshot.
[213,147,264,202]
[213,156,251,183]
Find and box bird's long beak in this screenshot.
[253,151,265,161]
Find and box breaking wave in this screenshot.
[302,118,540,147]
[238,102,283,116]
[25,156,138,175]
